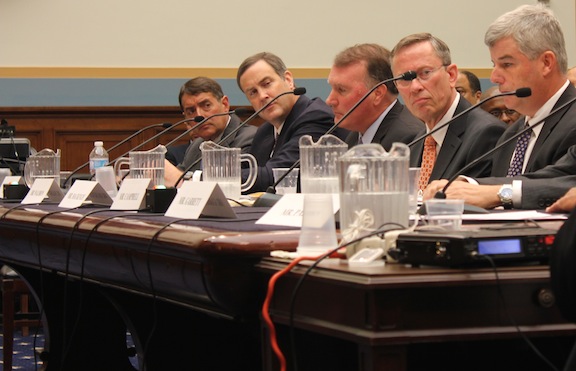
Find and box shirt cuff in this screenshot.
[512,179,522,207]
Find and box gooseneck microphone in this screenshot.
[435,93,576,199]
[107,116,206,166]
[407,87,532,148]
[63,121,173,187]
[172,88,306,187]
[266,71,418,194]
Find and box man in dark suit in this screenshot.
[164,77,256,187]
[390,33,505,189]
[423,4,576,210]
[236,52,348,192]
[325,43,423,151]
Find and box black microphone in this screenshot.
[172,88,306,187]
[265,71,418,195]
[434,94,576,201]
[407,87,532,148]
[63,121,173,187]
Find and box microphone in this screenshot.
[63,121,173,187]
[434,94,576,201]
[172,88,306,187]
[407,87,532,148]
[266,71,418,195]
[107,116,205,166]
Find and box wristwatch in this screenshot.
[498,184,513,209]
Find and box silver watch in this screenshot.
[498,184,513,209]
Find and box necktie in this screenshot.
[270,131,278,158]
[506,123,532,177]
[418,136,437,190]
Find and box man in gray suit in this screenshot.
[326,43,423,151]
[424,4,576,210]
[390,33,505,189]
[164,77,256,187]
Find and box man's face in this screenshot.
[481,97,521,125]
[391,41,458,127]
[326,61,377,132]
[181,92,230,141]
[489,36,543,117]
[238,60,296,126]
[456,73,480,104]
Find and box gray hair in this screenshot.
[485,4,567,73]
[391,33,452,67]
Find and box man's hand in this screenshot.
[424,180,502,209]
[546,187,576,213]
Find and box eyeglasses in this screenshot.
[395,65,447,88]
[489,109,518,118]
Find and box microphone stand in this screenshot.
[265,71,418,197]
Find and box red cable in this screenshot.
[261,256,318,371]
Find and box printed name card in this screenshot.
[59,180,113,208]
[21,178,64,204]
[1,176,25,199]
[165,181,236,219]
[110,178,152,210]
[256,193,340,227]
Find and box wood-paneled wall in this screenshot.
[0,106,260,171]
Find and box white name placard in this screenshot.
[256,193,340,227]
[59,180,113,208]
[165,181,236,219]
[21,178,64,204]
[110,178,152,210]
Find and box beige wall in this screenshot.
[0,0,574,76]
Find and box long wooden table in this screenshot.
[0,203,574,370]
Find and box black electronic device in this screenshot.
[391,225,556,267]
[0,138,31,175]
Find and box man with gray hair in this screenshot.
[424,3,576,210]
[390,33,505,189]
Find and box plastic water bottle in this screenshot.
[89,141,109,176]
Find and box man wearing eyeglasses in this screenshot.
[480,86,522,125]
[424,4,576,210]
[390,33,505,189]
[164,77,257,185]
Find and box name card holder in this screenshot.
[21,178,64,204]
[110,178,152,211]
[165,181,236,219]
[256,193,340,227]
[59,180,113,208]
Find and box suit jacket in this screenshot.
[550,206,576,323]
[245,95,348,192]
[410,97,506,184]
[166,142,189,166]
[344,101,424,151]
[490,83,576,176]
[176,115,257,173]
[478,145,576,209]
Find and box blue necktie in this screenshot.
[506,122,532,177]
